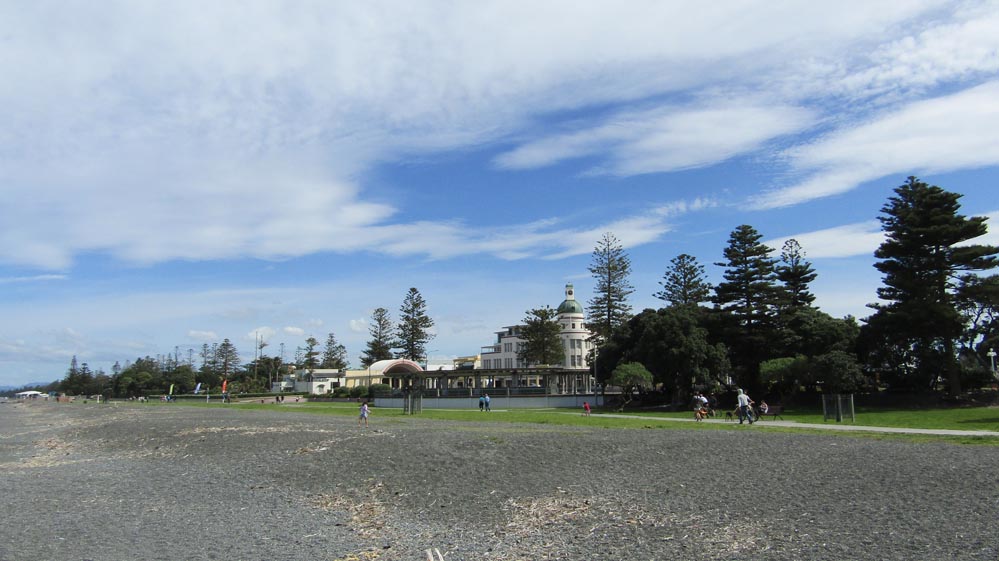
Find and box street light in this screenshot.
[987,348,997,377]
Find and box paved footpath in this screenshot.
[581,412,999,437]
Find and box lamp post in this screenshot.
[988,348,997,378]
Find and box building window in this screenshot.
[572,323,576,329]
[504,358,513,368]
[504,343,513,353]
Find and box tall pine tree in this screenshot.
[518,306,564,367]
[321,332,349,370]
[587,232,634,344]
[655,253,712,307]
[395,287,435,363]
[360,307,395,367]
[868,176,998,394]
[713,224,780,389]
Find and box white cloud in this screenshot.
[495,103,816,175]
[283,327,306,337]
[962,211,999,247]
[349,319,368,333]
[0,0,961,269]
[0,274,67,284]
[766,221,885,259]
[755,81,999,209]
[187,330,218,342]
[248,327,277,343]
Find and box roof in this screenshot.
[366,359,424,375]
[557,298,584,314]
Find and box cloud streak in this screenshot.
[755,81,999,209]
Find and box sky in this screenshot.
[2,1,998,387]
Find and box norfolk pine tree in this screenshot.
[587,232,634,343]
[361,307,395,367]
[655,253,712,308]
[518,306,564,366]
[868,177,998,395]
[395,287,435,363]
[321,332,350,370]
[713,224,780,389]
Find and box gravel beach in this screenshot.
[1,401,997,561]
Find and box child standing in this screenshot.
[358,401,370,427]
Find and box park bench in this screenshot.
[756,405,784,421]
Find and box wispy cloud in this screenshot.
[0,274,67,284]
[766,221,885,259]
[754,81,999,209]
[495,102,816,175]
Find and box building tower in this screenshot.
[557,283,590,368]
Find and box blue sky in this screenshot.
[2,1,998,387]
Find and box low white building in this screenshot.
[272,368,346,395]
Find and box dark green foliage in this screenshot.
[587,232,634,343]
[776,239,817,310]
[395,287,435,363]
[216,338,241,380]
[812,350,867,394]
[321,332,350,370]
[713,224,781,389]
[368,383,392,397]
[655,253,712,307]
[302,337,320,380]
[867,176,998,394]
[518,306,564,366]
[361,307,395,367]
[595,307,728,399]
[608,361,653,410]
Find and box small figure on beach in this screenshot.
[359,401,370,427]
[737,388,754,425]
[582,401,591,416]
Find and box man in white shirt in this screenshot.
[736,388,754,425]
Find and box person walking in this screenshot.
[484,393,491,412]
[478,395,485,411]
[582,401,591,416]
[737,388,754,425]
[358,401,370,427]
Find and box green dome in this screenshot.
[558,299,584,314]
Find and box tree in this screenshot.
[867,177,998,394]
[776,239,817,310]
[395,288,435,363]
[361,307,395,367]
[321,332,350,370]
[956,274,999,372]
[655,253,712,307]
[608,362,653,411]
[813,350,867,394]
[518,306,564,366]
[302,337,319,380]
[216,339,241,381]
[713,224,781,389]
[595,307,729,400]
[587,232,634,344]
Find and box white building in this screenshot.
[272,368,347,394]
[480,283,594,371]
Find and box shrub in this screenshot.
[368,383,392,397]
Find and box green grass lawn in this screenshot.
[112,398,999,445]
[601,405,999,431]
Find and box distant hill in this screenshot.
[1,382,52,392]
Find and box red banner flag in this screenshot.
[222,379,228,392]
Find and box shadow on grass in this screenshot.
[956,417,999,427]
